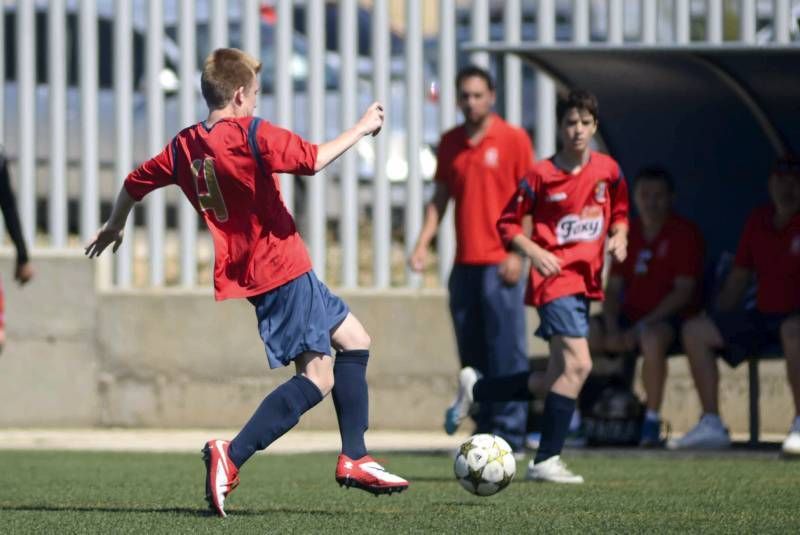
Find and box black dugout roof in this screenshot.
[467,44,800,258]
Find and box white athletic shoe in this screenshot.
[526,455,584,484]
[782,420,800,457]
[444,367,481,435]
[667,415,731,450]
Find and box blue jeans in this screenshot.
[448,263,529,451]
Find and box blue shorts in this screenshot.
[535,295,591,341]
[248,271,349,369]
[711,309,793,367]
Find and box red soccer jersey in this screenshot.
[612,214,704,322]
[435,114,535,264]
[124,117,318,301]
[497,152,629,307]
[734,204,800,313]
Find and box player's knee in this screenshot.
[640,326,668,357]
[566,357,592,382]
[682,317,709,352]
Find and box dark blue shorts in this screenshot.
[618,313,684,355]
[248,271,349,369]
[711,309,792,367]
[535,294,591,341]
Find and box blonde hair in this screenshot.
[201,48,262,110]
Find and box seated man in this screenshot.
[590,166,704,446]
[670,156,800,455]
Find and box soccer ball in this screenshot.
[453,434,516,496]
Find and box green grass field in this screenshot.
[1,450,798,533]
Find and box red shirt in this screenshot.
[612,214,704,322]
[435,115,535,264]
[497,152,629,307]
[124,117,318,301]
[734,204,800,314]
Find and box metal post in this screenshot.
[241,0,260,59]
[740,0,756,42]
[471,0,490,68]
[211,0,229,49]
[536,0,556,159]
[574,0,590,44]
[676,0,691,43]
[17,0,35,248]
[49,0,67,248]
[609,0,625,43]
[707,0,724,43]
[309,0,327,280]
[276,0,294,213]
[372,0,391,288]
[438,0,456,285]
[80,0,99,244]
[504,0,522,126]
[115,0,133,287]
[775,0,791,43]
[406,0,423,287]
[179,0,197,287]
[642,0,658,43]
[147,3,165,286]
[340,0,358,288]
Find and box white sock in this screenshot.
[645,409,660,422]
[701,413,723,428]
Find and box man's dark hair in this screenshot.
[556,89,599,123]
[635,165,675,192]
[456,65,495,91]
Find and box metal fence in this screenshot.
[1,0,798,290]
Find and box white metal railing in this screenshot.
[1,0,797,291]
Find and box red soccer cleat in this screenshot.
[202,439,240,517]
[335,454,409,495]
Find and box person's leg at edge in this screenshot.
[639,322,676,445]
[780,316,800,454]
[227,351,331,468]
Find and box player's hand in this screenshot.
[498,252,524,286]
[84,224,124,258]
[358,102,385,137]
[530,247,561,278]
[608,232,628,263]
[408,246,428,273]
[14,261,33,285]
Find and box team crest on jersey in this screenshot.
[792,235,800,255]
[594,181,607,203]
[484,147,499,168]
[555,206,604,245]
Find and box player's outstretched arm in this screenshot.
[85,187,136,258]
[315,102,384,172]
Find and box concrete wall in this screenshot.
[0,251,794,435]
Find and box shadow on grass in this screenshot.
[0,504,343,517]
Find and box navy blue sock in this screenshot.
[534,392,577,464]
[228,375,323,468]
[473,372,533,402]
[332,350,369,459]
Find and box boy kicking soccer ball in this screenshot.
[445,89,629,483]
[85,48,408,516]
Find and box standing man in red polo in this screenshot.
[409,66,535,453]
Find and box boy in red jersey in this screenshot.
[670,157,800,455]
[590,166,704,447]
[445,90,629,483]
[85,49,408,517]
